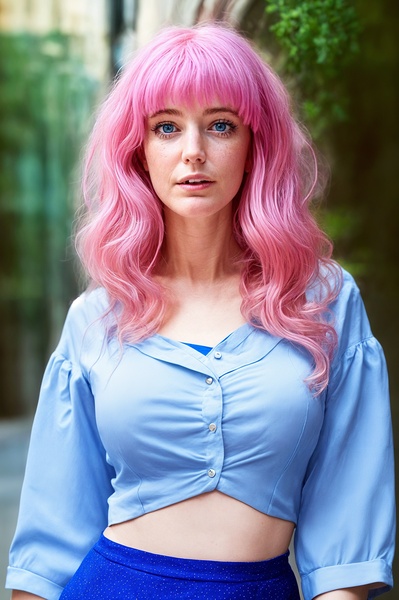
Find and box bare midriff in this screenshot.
[104,490,295,562]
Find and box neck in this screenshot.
[158,209,242,283]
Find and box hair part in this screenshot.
[77,23,341,395]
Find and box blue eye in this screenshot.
[211,120,237,134]
[160,123,175,134]
[214,122,228,132]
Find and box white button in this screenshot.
[205,377,213,385]
[207,468,216,478]
[209,423,217,432]
[214,351,222,359]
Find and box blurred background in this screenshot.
[0,0,397,598]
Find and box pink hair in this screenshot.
[77,24,341,394]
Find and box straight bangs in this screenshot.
[126,26,263,132]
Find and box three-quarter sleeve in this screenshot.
[295,282,395,599]
[6,302,115,599]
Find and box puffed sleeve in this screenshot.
[6,297,115,599]
[295,275,395,599]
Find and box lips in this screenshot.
[177,175,214,185]
[182,179,210,184]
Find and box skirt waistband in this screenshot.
[94,535,291,583]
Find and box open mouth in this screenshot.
[179,179,212,185]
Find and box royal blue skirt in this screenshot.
[59,535,300,599]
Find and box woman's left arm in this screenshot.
[295,272,395,600]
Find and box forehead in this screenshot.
[131,29,263,132]
[136,48,261,131]
[143,84,240,112]
[138,63,252,126]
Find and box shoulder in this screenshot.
[323,268,386,391]
[328,267,373,353]
[66,286,111,325]
[55,286,114,363]
[329,267,363,312]
[308,263,374,354]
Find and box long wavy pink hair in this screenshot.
[77,24,341,394]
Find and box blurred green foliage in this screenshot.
[257,1,362,276]
[265,0,360,137]
[0,32,95,302]
[239,0,398,348]
[0,33,97,415]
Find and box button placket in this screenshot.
[202,374,224,488]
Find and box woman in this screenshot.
[7,24,395,600]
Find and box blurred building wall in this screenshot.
[0,0,109,79]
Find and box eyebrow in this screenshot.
[148,107,239,118]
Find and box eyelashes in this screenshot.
[150,119,238,139]
[210,120,237,135]
[151,122,177,137]
[153,122,177,136]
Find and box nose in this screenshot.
[181,128,206,164]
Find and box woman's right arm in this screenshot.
[6,296,115,599]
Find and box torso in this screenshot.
[104,270,295,562]
[104,491,295,561]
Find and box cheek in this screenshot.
[226,146,250,180]
[236,151,249,173]
[146,146,175,174]
[228,147,250,195]
[230,136,251,171]
[144,151,165,183]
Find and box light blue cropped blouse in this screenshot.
[6,269,395,600]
